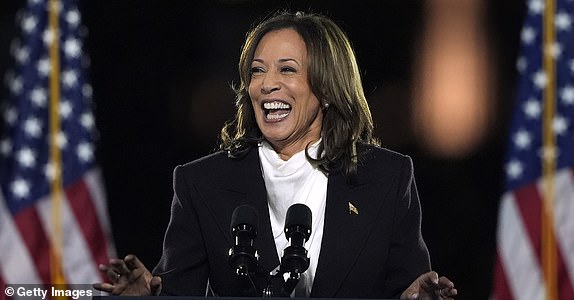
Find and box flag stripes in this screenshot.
[0,177,110,285]
[495,167,574,299]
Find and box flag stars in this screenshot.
[66,9,81,27]
[56,131,68,149]
[514,129,532,149]
[561,85,574,105]
[506,159,524,180]
[523,98,541,119]
[64,38,81,58]
[521,26,536,44]
[60,101,73,119]
[553,115,568,135]
[17,147,36,168]
[81,113,94,129]
[11,178,30,199]
[62,69,78,88]
[44,162,60,181]
[532,70,547,89]
[37,57,51,77]
[77,142,94,162]
[555,11,572,31]
[24,117,42,137]
[30,87,47,107]
[10,76,23,95]
[4,107,18,125]
[570,59,574,74]
[82,84,93,99]
[545,43,562,59]
[43,29,54,46]
[528,0,544,15]
[516,56,527,73]
[0,139,12,156]
[21,15,37,33]
[15,47,30,64]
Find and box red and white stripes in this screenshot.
[0,168,115,288]
[494,167,574,299]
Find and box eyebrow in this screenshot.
[252,58,301,65]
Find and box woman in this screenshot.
[95,11,457,299]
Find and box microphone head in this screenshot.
[281,204,312,276]
[230,204,258,233]
[285,203,312,232]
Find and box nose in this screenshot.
[260,71,280,94]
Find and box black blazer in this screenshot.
[153,145,431,298]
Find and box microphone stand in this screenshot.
[229,204,311,297]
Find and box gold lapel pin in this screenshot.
[348,202,359,215]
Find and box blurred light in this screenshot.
[413,0,494,157]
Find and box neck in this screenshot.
[268,137,320,161]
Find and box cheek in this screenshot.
[247,85,255,100]
[248,76,261,94]
[247,84,258,109]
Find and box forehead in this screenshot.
[254,28,307,59]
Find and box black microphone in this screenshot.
[280,203,312,280]
[229,205,259,276]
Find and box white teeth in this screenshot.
[263,102,291,110]
[267,112,289,120]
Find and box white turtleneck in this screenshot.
[258,140,327,297]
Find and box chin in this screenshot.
[259,124,290,140]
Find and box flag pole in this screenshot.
[542,0,557,299]
[48,0,65,286]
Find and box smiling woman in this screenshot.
[220,11,379,177]
[94,10,457,299]
[248,28,323,160]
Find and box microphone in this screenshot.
[229,205,259,276]
[279,203,312,295]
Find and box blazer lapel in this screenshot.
[310,169,390,297]
[220,149,280,274]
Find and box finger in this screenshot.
[93,282,114,293]
[150,276,162,296]
[99,264,120,283]
[438,276,455,289]
[419,271,439,289]
[110,258,131,276]
[442,287,458,297]
[124,254,144,271]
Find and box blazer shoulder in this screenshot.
[174,148,259,185]
[358,144,413,173]
[178,151,230,172]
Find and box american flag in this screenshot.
[0,0,115,291]
[493,0,574,299]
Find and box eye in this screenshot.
[281,66,296,73]
[250,66,264,75]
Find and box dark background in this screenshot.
[0,1,526,299]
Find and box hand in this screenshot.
[400,271,457,300]
[93,254,162,296]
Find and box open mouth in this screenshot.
[263,101,291,120]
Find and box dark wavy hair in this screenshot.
[220,10,379,177]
